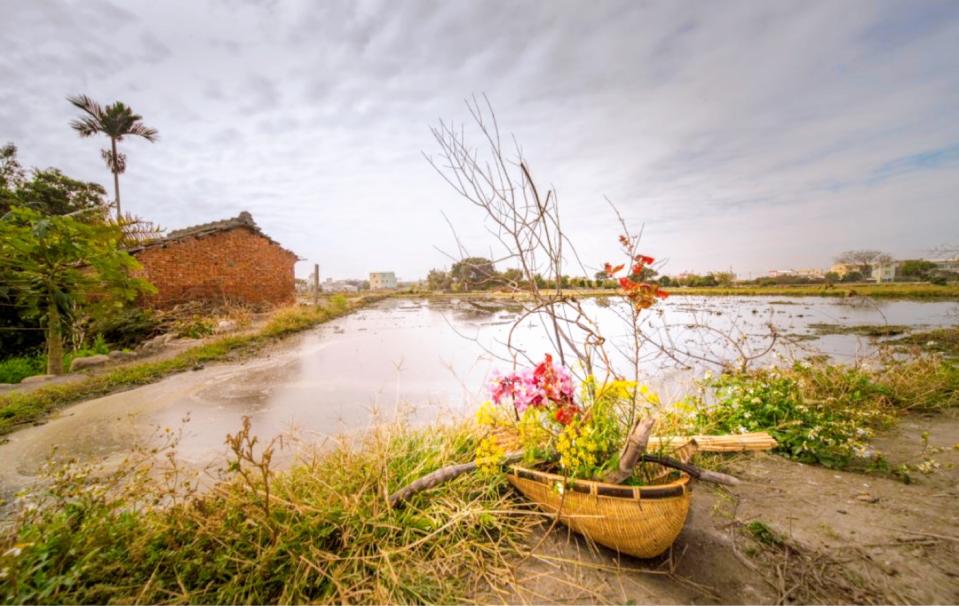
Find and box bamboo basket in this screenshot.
[504,431,776,558]
[507,464,691,559]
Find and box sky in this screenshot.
[2,0,958,281]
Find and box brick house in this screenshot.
[130,212,298,308]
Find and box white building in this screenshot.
[369,271,397,290]
[871,262,897,283]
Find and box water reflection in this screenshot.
[0,296,954,499]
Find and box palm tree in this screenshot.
[68,95,158,220]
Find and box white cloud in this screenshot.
[1,0,957,279]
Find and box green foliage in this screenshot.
[693,364,895,468]
[449,257,498,291]
[0,355,44,384]
[426,268,452,291]
[89,307,159,349]
[899,259,938,279]
[0,422,536,604]
[676,355,959,469]
[10,168,108,217]
[62,334,111,370]
[0,143,107,217]
[746,521,783,546]
[0,206,154,373]
[173,316,216,339]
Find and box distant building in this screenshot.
[369,271,397,290]
[871,262,897,283]
[830,263,863,278]
[767,269,797,278]
[795,268,825,279]
[130,211,298,308]
[930,258,959,273]
[321,278,358,293]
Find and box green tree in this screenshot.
[0,207,153,374]
[13,168,108,217]
[712,271,735,287]
[68,95,158,220]
[450,257,497,291]
[426,268,451,291]
[899,260,937,280]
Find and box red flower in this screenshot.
[618,276,635,289]
[656,288,669,299]
[634,254,655,265]
[555,405,579,425]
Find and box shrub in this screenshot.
[0,354,44,384]
[91,307,159,349]
[680,362,895,468]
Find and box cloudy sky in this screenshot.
[2,1,958,280]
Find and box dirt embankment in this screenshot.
[492,409,959,604]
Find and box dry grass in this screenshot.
[0,420,540,604]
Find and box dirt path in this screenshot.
[491,409,959,604]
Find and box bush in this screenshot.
[691,363,895,468]
[676,355,959,469]
[91,307,159,349]
[0,354,44,383]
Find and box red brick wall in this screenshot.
[134,228,296,308]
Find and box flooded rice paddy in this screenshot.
[0,295,955,499]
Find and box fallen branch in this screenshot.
[389,450,524,507]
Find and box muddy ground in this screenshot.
[491,408,959,604]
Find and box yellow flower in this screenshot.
[474,435,506,477]
[475,400,498,426]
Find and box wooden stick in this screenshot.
[388,450,524,507]
[638,454,741,486]
[603,417,655,484]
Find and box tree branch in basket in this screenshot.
[603,417,656,484]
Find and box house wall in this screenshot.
[369,272,397,289]
[134,228,296,308]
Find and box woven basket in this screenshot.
[507,464,691,558]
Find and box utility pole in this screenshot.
[313,263,320,306]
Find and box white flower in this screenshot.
[3,546,22,558]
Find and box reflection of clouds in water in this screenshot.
[2,296,953,499]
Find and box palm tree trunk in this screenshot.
[46,292,64,375]
[111,138,121,220]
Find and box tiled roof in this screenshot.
[129,211,298,257]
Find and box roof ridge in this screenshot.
[128,211,299,258]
